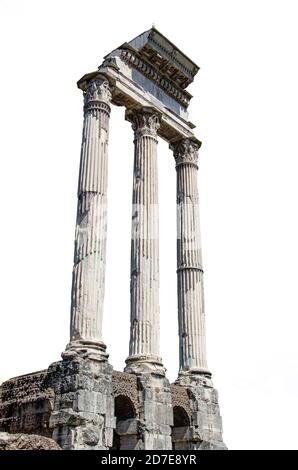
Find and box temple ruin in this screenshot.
[0,28,226,450]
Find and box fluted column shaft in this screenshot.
[125,108,164,374]
[173,139,209,375]
[66,77,112,357]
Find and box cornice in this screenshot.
[147,34,196,84]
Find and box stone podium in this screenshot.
[0,28,226,450]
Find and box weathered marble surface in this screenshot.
[125,108,165,375]
[112,370,173,450]
[47,356,115,450]
[137,373,173,450]
[66,77,112,360]
[172,138,209,375]
[78,28,202,146]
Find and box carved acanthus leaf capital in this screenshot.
[84,78,112,107]
[173,138,200,167]
[126,108,161,139]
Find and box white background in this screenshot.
[0,0,298,450]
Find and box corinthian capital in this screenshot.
[84,78,112,107]
[173,138,200,167]
[126,107,161,139]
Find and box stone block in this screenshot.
[103,426,114,447]
[74,390,106,414]
[49,409,87,427]
[144,432,172,451]
[116,418,138,435]
[172,426,191,442]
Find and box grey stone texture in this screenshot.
[136,374,173,450]
[67,76,112,360]
[124,108,165,375]
[0,365,226,450]
[112,370,172,450]
[173,138,209,375]
[0,370,54,437]
[46,355,115,450]
[173,374,226,450]
[0,432,61,450]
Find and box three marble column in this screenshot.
[65,80,208,377]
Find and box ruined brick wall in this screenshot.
[0,371,54,437]
[0,367,226,449]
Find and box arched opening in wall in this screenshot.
[172,405,191,450]
[173,405,190,427]
[115,394,135,420]
[112,394,138,450]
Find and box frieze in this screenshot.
[121,49,191,109]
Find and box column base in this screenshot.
[124,354,166,376]
[176,367,212,384]
[62,340,109,362]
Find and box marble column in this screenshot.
[173,138,210,376]
[125,107,164,374]
[65,77,112,359]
